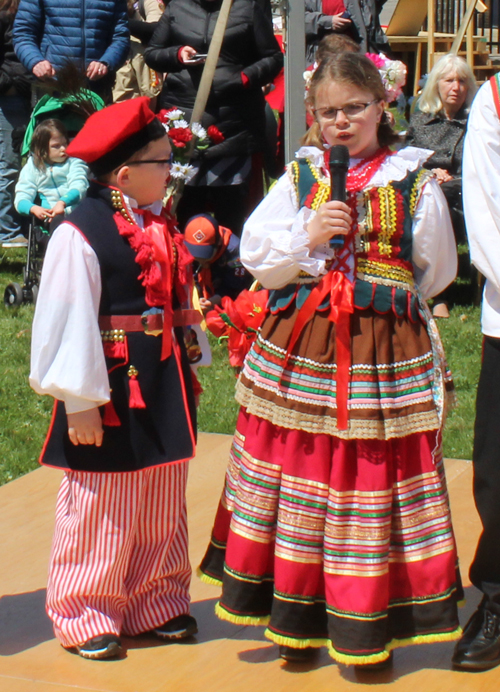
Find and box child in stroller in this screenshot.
[15,118,88,227]
[4,117,89,307]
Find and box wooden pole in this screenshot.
[189,0,234,127]
[170,0,234,212]
[427,0,435,73]
[450,0,487,55]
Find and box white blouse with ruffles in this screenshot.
[241,145,457,299]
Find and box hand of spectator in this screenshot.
[432,168,453,184]
[179,46,199,64]
[32,60,56,79]
[307,200,352,251]
[199,297,214,314]
[331,13,351,30]
[86,61,108,80]
[67,408,104,446]
[51,201,66,217]
[31,204,51,221]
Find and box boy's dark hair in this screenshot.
[30,119,69,170]
[316,34,360,64]
[303,52,401,150]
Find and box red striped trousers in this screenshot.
[46,462,191,648]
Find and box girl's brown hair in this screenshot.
[30,119,68,170]
[302,52,401,150]
[0,0,20,14]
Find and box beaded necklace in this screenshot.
[347,146,392,191]
[323,146,392,194]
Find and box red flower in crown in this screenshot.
[207,125,225,144]
[169,127,193,148]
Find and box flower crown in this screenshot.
[303,52,407,103]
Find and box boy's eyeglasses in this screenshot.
[127,153,174,166]
[313,99,380,122]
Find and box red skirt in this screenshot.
[199,409,462,665]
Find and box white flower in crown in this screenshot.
[161,122,170,134]
[303,61,318,98]
[175,119,189,129]
[366,52,407,103]
[191,122,208,140]
[166,109,184,121]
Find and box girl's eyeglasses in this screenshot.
[313,99,380,122]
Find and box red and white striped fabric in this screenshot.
[46,462,191,648]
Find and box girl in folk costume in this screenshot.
[30,98,201,660]
[199,53,462,667]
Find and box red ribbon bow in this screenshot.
[282,270,354,430]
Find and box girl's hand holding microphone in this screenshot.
[306,200,351,252]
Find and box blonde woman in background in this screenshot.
[406,53,477,317]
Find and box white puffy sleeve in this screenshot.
[29,222,110,414]
[240,171,334,289]
[411,176,458,299]
[463,81,500,290]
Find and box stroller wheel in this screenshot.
[31,284,39,305]
[4,282,24,308]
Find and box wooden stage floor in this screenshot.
[0,432,496,692]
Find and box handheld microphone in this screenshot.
[328,144,349,248]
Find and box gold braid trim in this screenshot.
[409,169,433,217]
[377,186,398,257]
[356,257,414,285]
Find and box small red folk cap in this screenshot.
[66,96,166,176]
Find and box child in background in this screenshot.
[200,52,462,668]
[184,213,252,314]
[15,118,88,224]
[30,98,199,660]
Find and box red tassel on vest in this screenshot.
[128,365,146,409]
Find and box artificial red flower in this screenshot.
[205,289,268,368]
[207,125,225,144]
[169,127,193,148]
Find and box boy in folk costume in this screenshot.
[30,97,200,660]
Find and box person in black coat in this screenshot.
[0,0,32,246]
[144,0,283,236]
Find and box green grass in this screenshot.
[0,246,482,486]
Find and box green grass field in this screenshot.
[0,246,482,486]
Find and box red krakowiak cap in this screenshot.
[66,96,166,176]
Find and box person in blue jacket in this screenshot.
[13,0,129,100]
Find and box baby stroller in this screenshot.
[3,89,104,308]
[3,214,51,307]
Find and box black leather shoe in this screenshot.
[76,634,123,659]
[153,614,198,640]
[452,603,500,670]
[279,645,315,662]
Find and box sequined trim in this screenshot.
[356,258,414,286]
